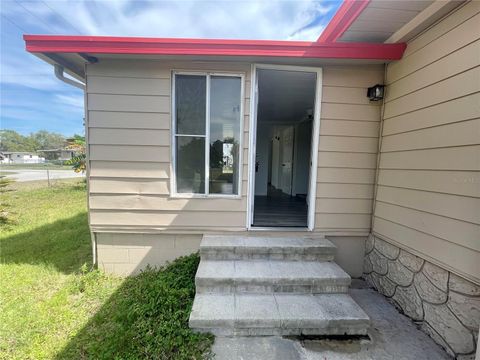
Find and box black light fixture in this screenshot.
[367,84,385,101]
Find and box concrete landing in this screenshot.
[211,283,451,360]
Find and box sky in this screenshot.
[0,0,341,136]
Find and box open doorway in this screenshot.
[251,67,318,228]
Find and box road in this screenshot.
[1,169,85,182]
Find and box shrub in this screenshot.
[58,253,213,360]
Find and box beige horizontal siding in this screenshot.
[90,194,246,212]
[87,60,251,79]
[379,145,480,171]
[90,210,246,228]
[89,111,170,130]
[89,145,170,162]
[321,103,381,121]
[402,1,480,57]
[317,152,377,169]
[315,65,383,232]
[315,199,372,214]
[376,185,480,225]
[89,128,170,146]
[316,184,374,199]
[382,93,480,136]
[88,76,170,96]
[85,61,250,230]
[90,179,170,195]
[316,214,371,229]
[388,10,480,82]
[317,168,376,184]
[89,161,169,179]
[88,94,170,113]
[384,66,480,119]
[322,86,372,105]
[373,218,479,282]
[321,119,379,137]
[322,65,384,87]
[377,170,480,198]
[318,136,378,153]
[375,201,479,252]
[380,119,480,152]
[373,1,480,284]
[87,61,383,233]
[386,40,480,102]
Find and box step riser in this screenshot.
[190,323,369,337]
[196,283,349,294]
[201,249,334,261]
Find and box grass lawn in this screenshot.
[0,180,213,360]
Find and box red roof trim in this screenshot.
[24,35,406,60]
[317,0,370,43]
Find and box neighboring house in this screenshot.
[38,149,76,161]
[24,0,479,357]
[2,152,45,164]
[0,153,10,164]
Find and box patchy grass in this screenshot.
[0,181,212,360]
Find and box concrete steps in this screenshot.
[190,293,370,336]
[200,235,335,261]
[196,260,350,294]
[189,235,370,336]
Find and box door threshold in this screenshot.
[249,226,311,232]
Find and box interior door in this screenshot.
[280,126,294,195]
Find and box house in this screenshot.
[0,153,10,164]
[24,0,479,357]
[38,148,76,161]
[2,152,45,164]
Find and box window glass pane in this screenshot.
[209,76,241,195]
[176,136,205,193]
[175,75,206,135]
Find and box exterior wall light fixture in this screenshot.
[367,84,385,101]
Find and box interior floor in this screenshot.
[253,185,307,227]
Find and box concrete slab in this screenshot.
[235,294,281,330]
[212,336,301,360]
[211,285,451,360]
[275,294,327,329]
[189,294,234,330]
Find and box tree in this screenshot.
[65,134,86,173]
[30,130,65,150]
[0,130,34,152]
[0,130,66,152]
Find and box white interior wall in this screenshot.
[292,120,312,196]
[254,124,272,196]
[270,127,280,188]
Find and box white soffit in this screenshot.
[338,0,435,43]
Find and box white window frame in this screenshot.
[171,71,244,199]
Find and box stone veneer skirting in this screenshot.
[363,234,479,359]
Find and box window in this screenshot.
[173,72,243,196]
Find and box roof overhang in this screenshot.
[24,34,406,80]
[319,0,465,44]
